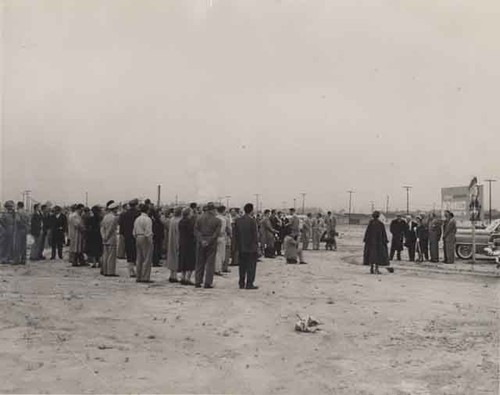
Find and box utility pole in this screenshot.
[347,190,354,225]
[175,194,178,206]
[254,194,260,213]
[300,193,306,214]
[293,198,297,211]
[402,186,412,215]
[386,195,390,214]
[370,201,375,213]
[157,185,161,208]
[85,192,88,207]
[485,179,497,224]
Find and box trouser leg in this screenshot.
[141,238,152,281]
[195,245,206,285]
[239,253,248,287]
[247,253,257,287]
[135,237,145,281]
[204,244,217,286]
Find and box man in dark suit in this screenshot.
[389,215,406,261]
[50,206,67,260]
[194,202,221,289]
[29,204,44,261]
[404,215,417,262]
[119,199,140,277]
[234,203,259,290]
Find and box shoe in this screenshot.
[386,267,395,273]
[130,274,136,278]
[214,272,223,276]
[299,261,308,265]
[222,269,231,273]
[245,285,259,290]
[204,285,214,289]
[195,284,202,288]
[239,285,245,289]
[185,280,195,286]
[168,278,178,283]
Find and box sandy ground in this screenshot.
[0,226,498,394]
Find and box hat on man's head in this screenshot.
[129,198,139,206]
[4,200,15,209]
[205,202,216,211]
[108,202,119,210]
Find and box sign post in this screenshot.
[469,177,482,267]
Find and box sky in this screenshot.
[1,0,499,212]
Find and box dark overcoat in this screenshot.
[363,219,390,266]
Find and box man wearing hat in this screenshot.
[100,202,120,276]
[0,201,16,264]
[119,199,140,277]
[194,202,222,288]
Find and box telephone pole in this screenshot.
[402,186,412,215]
[300,193,306,214]
[293,198,297,211]
[85,192,88,207]
[386,195,390,214]
[485,179,497,224]
[370,201,375,213]
[254,194,260,213]
[157,184,161,207]
[347,190,354,224]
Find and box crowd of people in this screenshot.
[363,210,458,274]
[1,197,464,281]
[0,198,341,289]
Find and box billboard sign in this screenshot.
[441,185,484,224]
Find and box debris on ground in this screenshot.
[295,315,322,333]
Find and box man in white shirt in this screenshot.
[133,204,154,283]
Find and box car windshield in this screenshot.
[485,220,500,233]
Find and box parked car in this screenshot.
[455,219,500,259]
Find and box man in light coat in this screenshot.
[68,204,85,266]
[100,202,120,276]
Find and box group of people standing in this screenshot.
[389,211,457,264]
[1,196,345,288]
[364,209,458,274]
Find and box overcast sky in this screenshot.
[1,0,499,212]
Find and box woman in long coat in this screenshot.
[151,208,164,267]
[363,211,392,274]
[261,210,277,258]
[178,207,196,285]
[166,207,182,282]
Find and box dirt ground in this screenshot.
[0,226,498,394]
